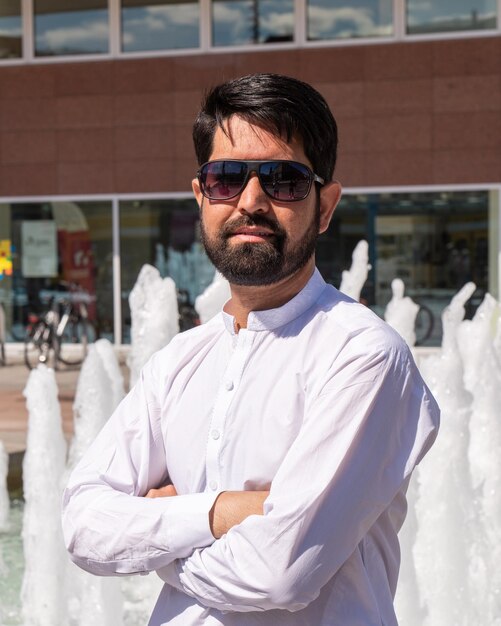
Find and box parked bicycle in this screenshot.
[24,289,96,370]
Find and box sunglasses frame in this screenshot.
[197,159,325,202]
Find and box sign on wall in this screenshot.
[21,221,58,278]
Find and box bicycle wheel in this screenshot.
[56,319,93,366]
[24,323,52,370]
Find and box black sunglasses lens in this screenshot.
[199,161,247,199]
[259,162,312,201]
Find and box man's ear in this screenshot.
[318,181,342,234]
[192,178,203,209]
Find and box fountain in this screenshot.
[1,253,501,625]
[339,239,371,301]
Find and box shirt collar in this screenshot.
[221,268,327,334]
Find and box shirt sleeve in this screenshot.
[156,338,440,612]
[61,353,219,577]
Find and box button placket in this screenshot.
[205,330,253,493]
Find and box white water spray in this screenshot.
[339,240,371,301]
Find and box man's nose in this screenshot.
[237,173,270,214]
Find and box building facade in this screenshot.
[1,0,500,346]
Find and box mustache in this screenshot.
[221,215,285,239]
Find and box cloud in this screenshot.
[308,6,392,39]
[36,19,108,51]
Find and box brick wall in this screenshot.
[0,35,500,196]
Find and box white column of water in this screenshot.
[339,240,371,301]
[22,365,68,626]
[195,271,231,324]
[457,293,501,624]
[413,282,477,626]
[64,339,126,626]
[127,264,179,388]
[384,280,422,623]
[384,278,419,348]
[0,440,9,533]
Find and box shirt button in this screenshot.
[225,380,234,391]
[211,429,220,440]
[209,480,218,491]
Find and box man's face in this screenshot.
[193,116,338,287]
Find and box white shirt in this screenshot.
[62,269,439,626]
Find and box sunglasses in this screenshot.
[197,160,325,202]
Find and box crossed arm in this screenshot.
[146,485,269,539]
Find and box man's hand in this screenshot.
[146,484,178,498]
[144,484,269,538]
[209,491,269,539]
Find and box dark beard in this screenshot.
[200,206,320,287]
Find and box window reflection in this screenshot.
[120,199,215,343]
[121,0,199,52]
[0,0,22,58]
[0,201,113,342]
[317,190,493,346]
[34,0,108,56]
[212,0,294,47]
[407,0,497,34]
[308,0,393,40]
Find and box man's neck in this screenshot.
[224,260,315,331]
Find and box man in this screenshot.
[62,73,440,625]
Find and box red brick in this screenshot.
[298,47,365,83]
[56,95,113,128]
[365,150,433,186]
[0,66,55,99]
[113,58,175,94]
[1,98,56,131]
[54,61,113,96]
[433,37,501,77]
[173,157,198,191]
[364,41,433,81]
[114,126,174,160]
[433,75,501,112]
[1,163,57,195]
[114,159,173,193]
[365,114,432,152]
[173,54,236,90]
[58,162,113,194]
[337,117,365,152]
[364,79,432,114]
[233,50,300,78]
[174,90,203,126]
[2,130,57,164]
[433,149,501,184]
[57,128,113,162]
[433,111,501,149]
[316,82,365,118]
[113,93,174,126]
[334,151,366,187]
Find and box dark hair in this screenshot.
[192,73,338,182]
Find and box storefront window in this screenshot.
[317,190,494,346]
[120,199,215,343]
[34,0,109,56]
[406,0,497,34]
[212,0,294,47]
[0,0,22,58]
[0,201,113,342]
[307,0,393,41]
[121,0,199,52]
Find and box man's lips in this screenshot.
[228,227,276,242]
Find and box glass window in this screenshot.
[121,0,199,52]
[307,0,393,41]
[0,201,113,342]
[120,199,216,343]
[212,0,294,47]
[407,0,497,34]
[34,0,109,56]
[0,0,22,59]
[317,190,494,347]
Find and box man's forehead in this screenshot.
[213,115,304,158]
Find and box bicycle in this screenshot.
[24,291,96,370]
